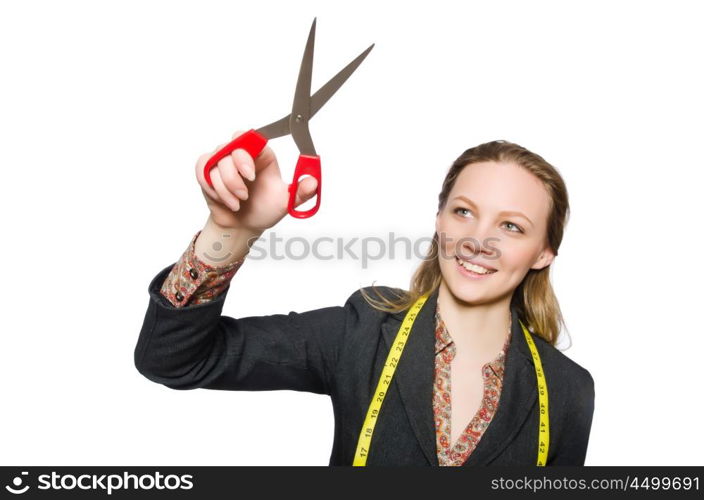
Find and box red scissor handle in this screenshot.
[203,129,268,188]
[287,155,321,218]
[203,128,322,219]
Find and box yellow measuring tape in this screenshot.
[353,293,549,466]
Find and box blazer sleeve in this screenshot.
[134,263,364,395]
[548,367,596,465]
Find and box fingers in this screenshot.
[232,148,256,181]
[195,146,225,203]
[211,167,240,212]
[231,128,279,177]
[217,154,249,200]
[196,136,255,210]
[229,129,255,181]
[293,175,319,208]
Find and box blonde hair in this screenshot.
[360,140,570,346]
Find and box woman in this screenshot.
[134,130,595,466]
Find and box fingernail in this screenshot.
[243,164,255,181]
[234,189,248,200]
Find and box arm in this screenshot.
[138,129,338,391]
[136,261,364,395]
[548,368,595,465]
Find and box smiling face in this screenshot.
[435,160,555,305]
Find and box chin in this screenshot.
[442,275,488,301]
[450,284,492,304]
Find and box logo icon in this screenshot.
[5,471,30,495]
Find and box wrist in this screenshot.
[195,216,263,268]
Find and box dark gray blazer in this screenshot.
[134,263,595,466]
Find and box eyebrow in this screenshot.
[451,195,534,227]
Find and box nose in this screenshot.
[456,226,500,261]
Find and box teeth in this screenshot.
[456,256,495,274]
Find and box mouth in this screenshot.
[455,256,498,277]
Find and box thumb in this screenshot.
[292,176,319,208]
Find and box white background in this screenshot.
[1,0,702,466]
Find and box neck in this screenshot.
[437,279,512,358]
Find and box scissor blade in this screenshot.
[309,42,375,118]
[290,17,317,155]
[257,31,375,145]
[256,115,290,140]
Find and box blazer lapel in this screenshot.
[380,288,537,466]
[381,287,440,465]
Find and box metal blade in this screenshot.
[290,17,317,155]
[256,115,290,140]
[309,42,375,118]
[256,25,375,151]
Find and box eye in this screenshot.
[503,222,524,234]
[454,207,524,234]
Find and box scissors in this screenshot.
[203,18,374,219]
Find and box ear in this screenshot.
[531,247,555,271]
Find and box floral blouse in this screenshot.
[433,303,511,466]
[159,230,510,465]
